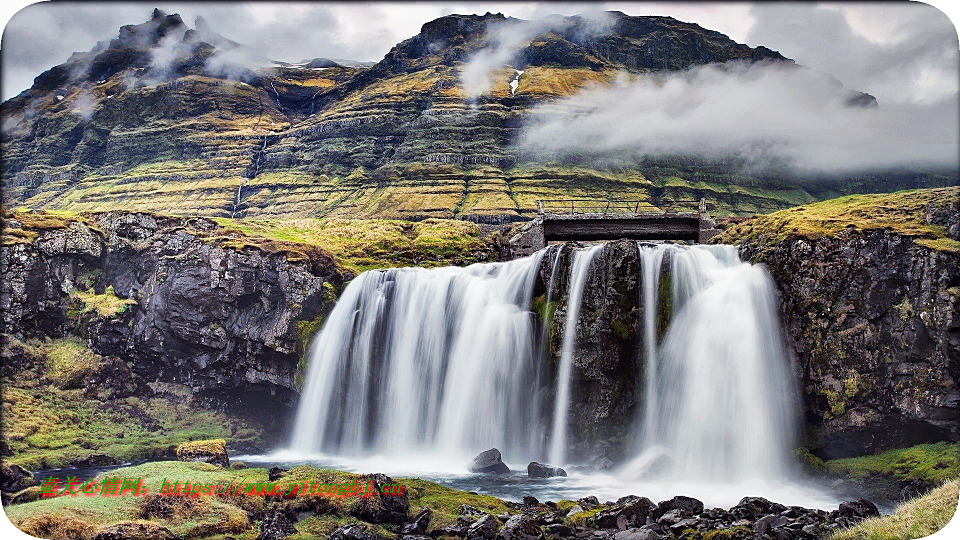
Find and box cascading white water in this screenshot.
[624,244,799,485]
[548,245,603,466]
[289,252,548,467]
[637,244,668,449]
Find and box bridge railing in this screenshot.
[536,198,707,216]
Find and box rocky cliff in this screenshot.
[4,9,938,223]
[1,210,342,425]
[723,187,960,459]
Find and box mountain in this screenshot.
[1,9,950,221]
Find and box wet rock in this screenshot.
[470,448,510,474]
[259,508,298,540]
[497,514,544,540]
[0,462,34,492]
[612,528,660,540]
[596,497,657,530]
[349,473,409,525]
[546,523,573,536]
[899,479,933,501]
[400,507,432,535]
[91,521,176,540]
[837,498,879,520]
[566,505,584,518]
[578,496,601,509]
[732,496,787,521]
[330,523,388,540]
[268,467,288,481]
[527,462,567,478]
[522,495,540,507]
[176,439,229,468]
[467,514,500,540]
[752,515,788,534]
[653,495,703,518]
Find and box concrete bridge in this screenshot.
[507,199,721,257]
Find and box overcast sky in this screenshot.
[1,1,957,105]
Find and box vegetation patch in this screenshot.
[43,337,104,389]
[715,187,959,250]
[72,286,137,318]
[401,477,507,531]
[822,442,960,485]
[830,479,959,540]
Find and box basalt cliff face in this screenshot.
[1,211,342,423]
[5,9,942,223]
[737,207,960,460]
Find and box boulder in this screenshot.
[497,514,544,540]
[752,514,788,534]
[268,466,288,481]
[467,514,500,540]
[176,439,229,468]
[0,461,34,492]
[565,505,584,518]
[578,496,600,509]
[400,507,432,535]
[731,496,787,521]
[837,498,880,520]
[596,497,657,529]
[527,462,567,478]
[330,523,389,540]
[653,495,703,518]
[613,528,660,540]
[91,521,176,540]
[258,508,297,540]
[470,449,510,474]
[349,473,409,525]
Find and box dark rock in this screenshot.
[259,508,298,540]
[752,515,788,534]
[578,496,601,509]
[349,473,409,525]
[653,495,703,518]
[899,479,933,501]
[467,514,500,540]
[497,514,544,540]
[837,498,879,520]
[268,467,288,481]
[0,462,35,492]
[330,523,388,540]
[400,507,432,535]
[732,497,787,521]
[527,462,567,478]
[470,449,510,474]
[612,528,660,540]
[545,523,573,536]
[596,497,657,530]
[522,495,540,507]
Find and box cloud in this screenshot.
[515,61,959,174]
[461,11,614,99]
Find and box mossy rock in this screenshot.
[176,439,229,468]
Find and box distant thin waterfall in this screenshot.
[624,244,798,483]
[548,245,603,466]
[289,252,548,465]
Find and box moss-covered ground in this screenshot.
[1,336,271,470]
[715,187,959,252]
[821,442,960,486]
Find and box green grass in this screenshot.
[2,337,271,470]
[72,286,137,318]
[823,443,960,485]
[213,216,491,273]
[401,477,508,531]
[4,461,265,539]
[831,479,959,540]
[715,187,958,251]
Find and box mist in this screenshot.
[515,61,960,174]
[461,11,613,99]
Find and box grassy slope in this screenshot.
[831,479,959,540]
[2,337,270,470]
[714,187,959,252]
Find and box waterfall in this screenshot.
[637,244,668,448]
[548,245,602,466]
[624,244,798,484]
[289,252,549,466]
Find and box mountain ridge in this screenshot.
[3,8,949,222]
